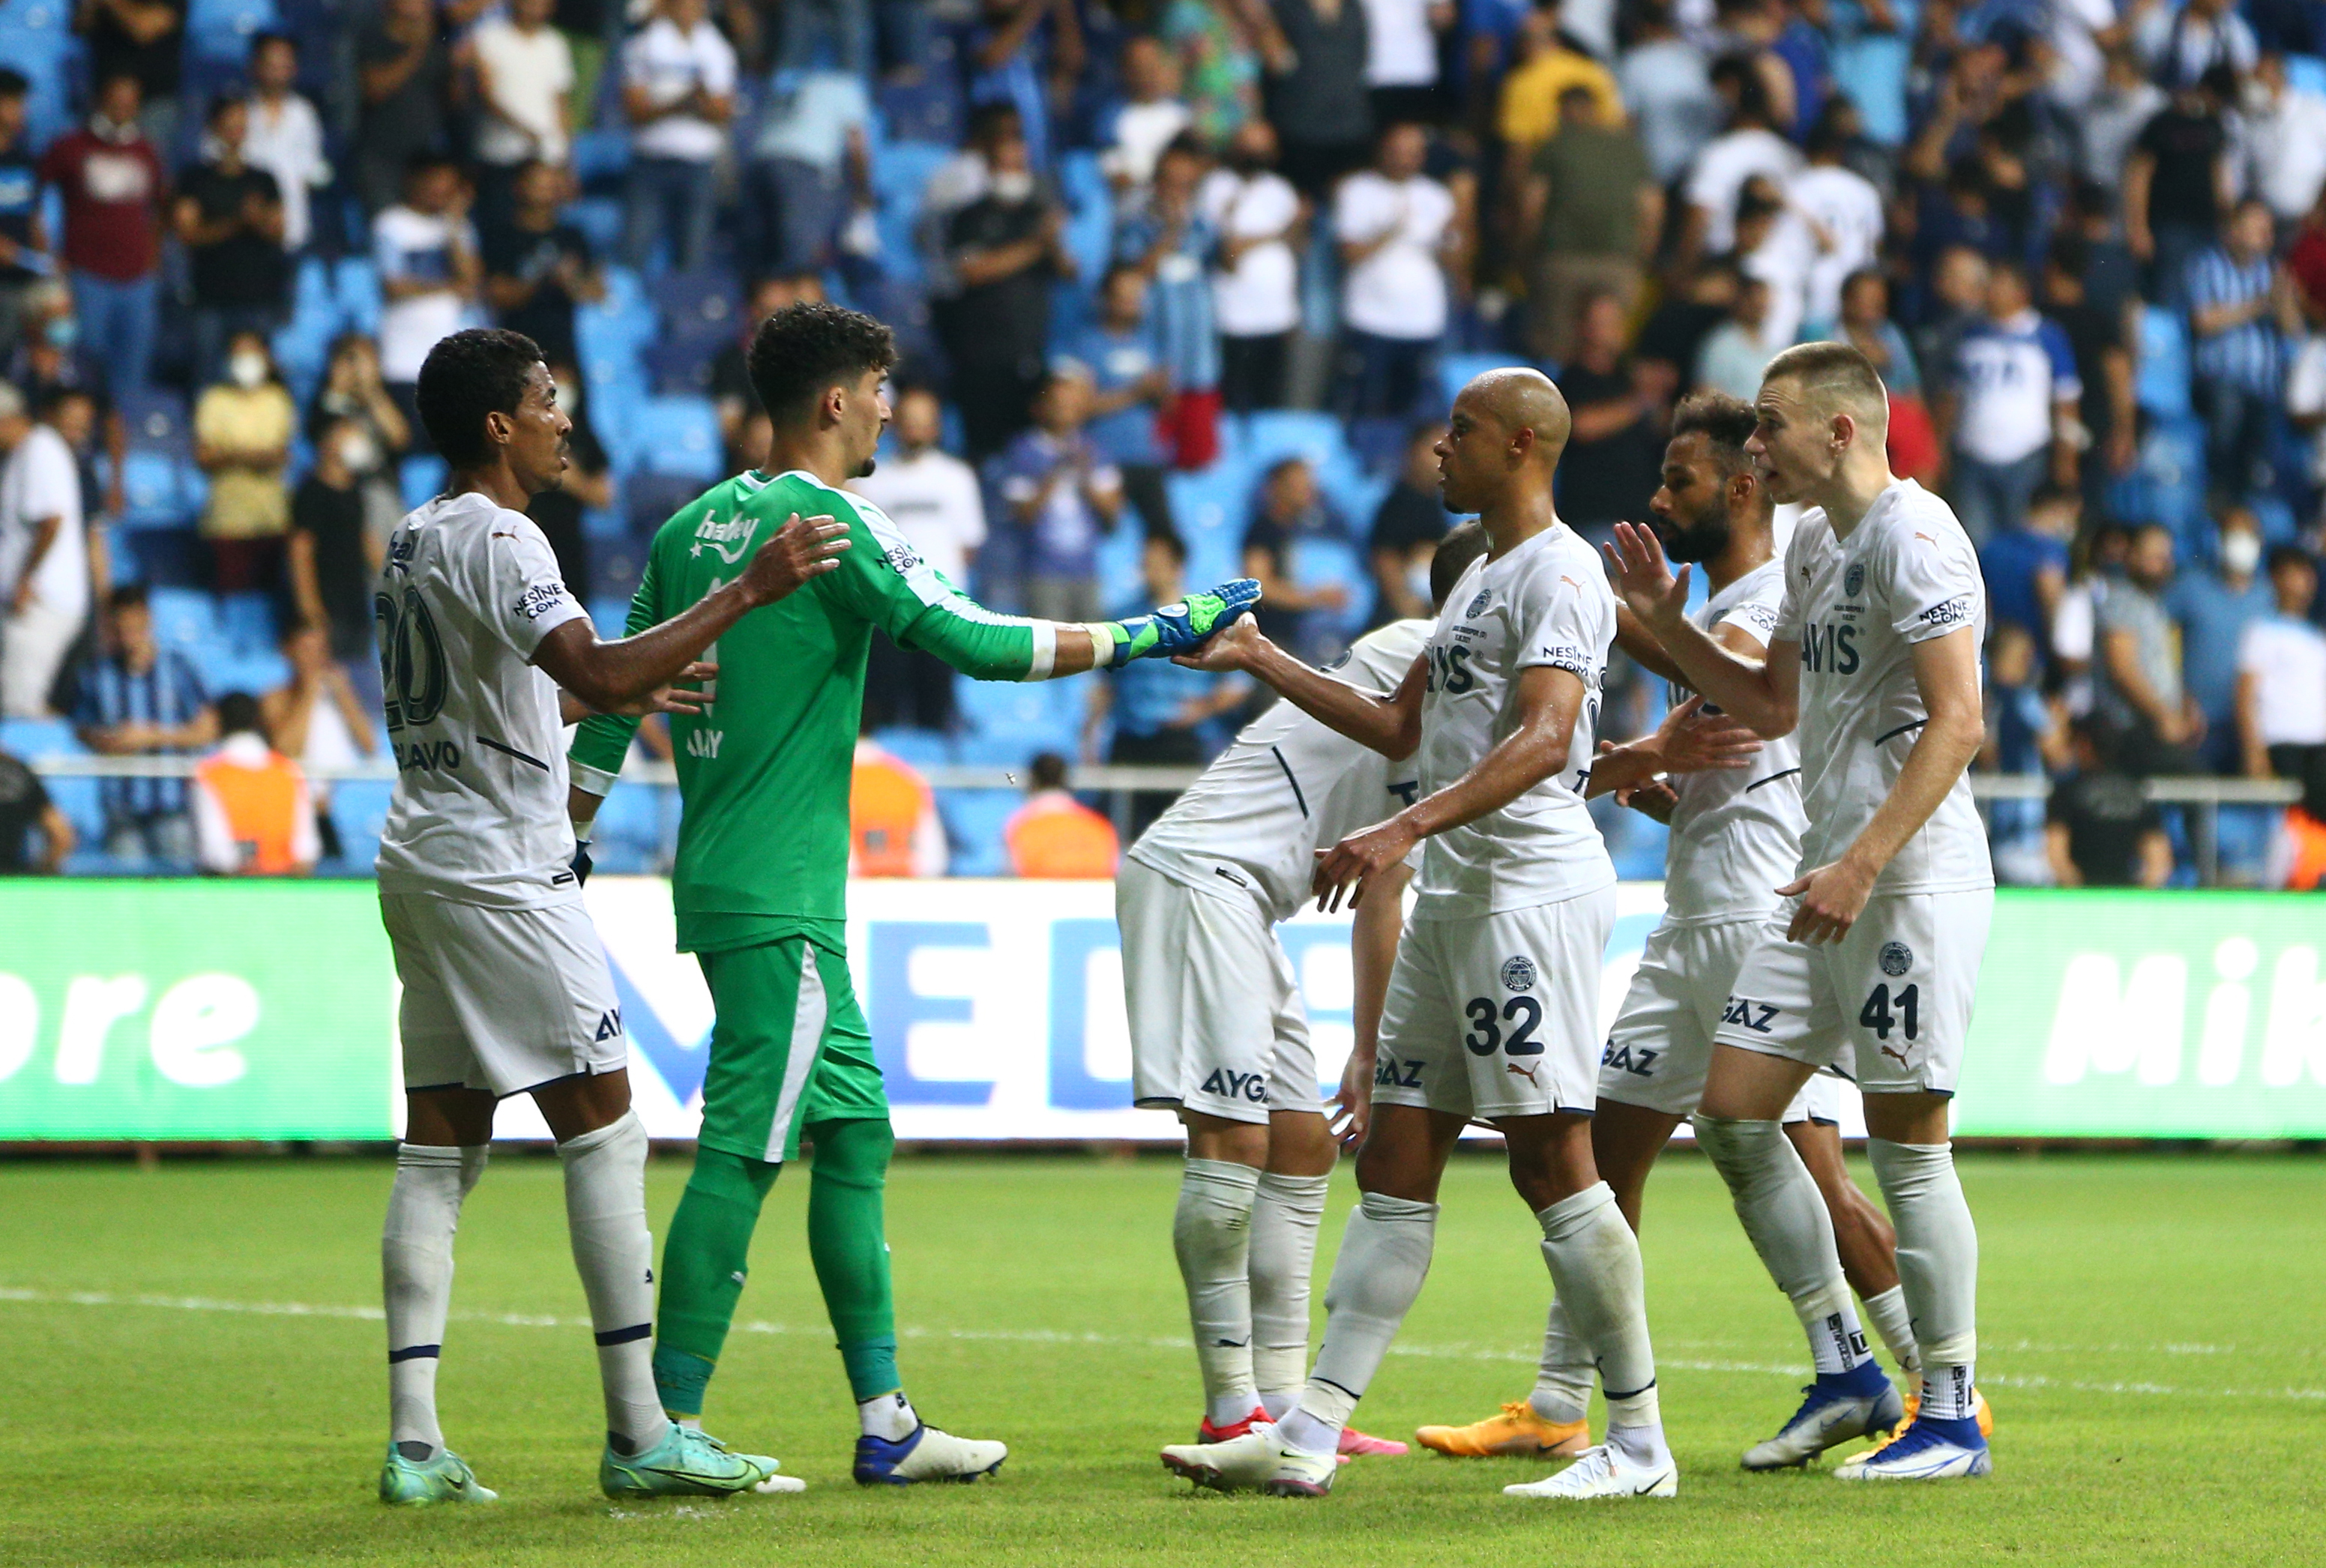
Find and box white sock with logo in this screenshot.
[858,1390,920,1441]
[382,1142,486,1460]
[1174,1159,1262,1428]
[1249,1171,1330,1416]
[1866,1139,1978,1421]
[1530,1297,1594,1426]
[1693,1115,1870,1374]
[1536,1183,1664,1456]
[1280,1191,1437,1456]
[1860,1284,1922,1381]
[557,1112,669,1457]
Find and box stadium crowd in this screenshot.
[0,0,2322,884]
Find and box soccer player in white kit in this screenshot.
[373,328,849,1505]
[1608,342,1997,1481]
[1161,370,1680,1501]
[1417,393,1954,1471]
[1119,521,1490,1457]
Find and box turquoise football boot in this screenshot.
[378,1441,498,1506]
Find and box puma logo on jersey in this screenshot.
[1200,1068,1270,1103]
[685,728,724,759]
[1914,531,1938,545]
[1374,1058,1426,1088]
[1507,1061,1542,1087]
[395,739,462,772]
[690,512,758,564]
[1879,1043,1910,1066]
[594,1009,624,1042]
[1722,997,1779,1033]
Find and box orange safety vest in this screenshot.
[196,749,307,875]
[851,748,936,877]
[1004,791,1119,879]
[2284,807,2326,892]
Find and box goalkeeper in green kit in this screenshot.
[567,301,1258,1486]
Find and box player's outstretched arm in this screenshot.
[1174,615,1426,759]
[534,513,849,711]
[1605,522,1798,738]
[1780,625,1984,944]
[1312,664,1583,911]
[1584,694,1762,799]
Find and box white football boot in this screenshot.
[1832,1413,1990,1481]
[1504,1444,1678,1501]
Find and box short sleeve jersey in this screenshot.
[373,491,590,908]
[1414,525,1617,917]
[1130,619,1431,925]
[1771,480,1994,896]
[1662,559,1807,923]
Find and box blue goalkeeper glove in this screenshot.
[1102,578,1262,663]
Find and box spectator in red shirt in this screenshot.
[37,73,167,396]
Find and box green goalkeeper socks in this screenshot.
[805,1117,901,1402]
[653,1148,781,1419]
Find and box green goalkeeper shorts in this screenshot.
[694,935,890,1163]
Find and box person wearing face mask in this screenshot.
[2164,507,2277,773]
[2096,522,2204,776]
[1196,118,1305,414]
[940,108,1075,459]
[194,331,296,594]
[290,414,387,674]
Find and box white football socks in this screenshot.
[1531,1299,1593,1426]
[1859,1284,1922,1381]
[1173,1159,1262,1428]
[1536,1183,1663,1450]
[1249,1170,1329,1414]
[1281,1191,1438,1456]
[858,1390,920,1441]
[557,1112,669,1456]
[382,1141,486,1459]
[1693,1115,1871,1375]
[1867,1138,1978,1420]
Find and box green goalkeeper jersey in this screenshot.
[568,468,1043,949]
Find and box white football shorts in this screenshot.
[1371,885,1616,1122]
[1118,858,1322,1127]
[1711,889,1993,1096]
[381,892,629,1099]
[1599,915,1833,1123]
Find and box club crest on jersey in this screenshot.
[1465,588,1490,618]
[1501,956,1537,993]
[1844,563,1865,597]
[1879,941,1914,977]
[690,513,757,564]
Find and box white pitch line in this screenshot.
[4,1286,2320,1403]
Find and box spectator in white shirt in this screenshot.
[2077,46,2165,197]
[469,0,573,216]
[1334,122,1461,420]
[241,34,329,253]
[1198,118,1305,413]
[371,154,481,438]
[745,67,866,277]
[1789,122,1884,334]
[1358,0,1451,129]
[1102,34,1193,196]
[2238,544,2326,815]
[2135,0,2256,90]
[2239,52,2326,227]
[1682,56,1801,267]
[622,0,738,272]
[1618,0,1723,187]
[849,386,989,731]
[0,382,90,718]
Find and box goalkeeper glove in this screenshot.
[1097,578,1262,664]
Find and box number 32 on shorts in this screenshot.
[1463,995,1543,1055]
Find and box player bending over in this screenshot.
[374,328,852,1505]
[1606,342,1995,1482]
[1160,370,1683,1502]
[1119,521,1491,1459]
[1419,391,1986,1468]
[566,301,1257,1486]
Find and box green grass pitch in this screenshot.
[3,1150,2322,1565]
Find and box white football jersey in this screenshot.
[1414,524,1617,917]
[374,490,591,908]
[1771,479,1995,896]
[1663,558,1807,923]
[1130,619,1430,925]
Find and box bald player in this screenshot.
[1608,341,1995,1483]
[1160,370,1680,1502]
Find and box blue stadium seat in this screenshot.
[627,397,722,480]
[937,788,1020,877]
[331,258,382,333]
[591,773,671,871]
[0,0,68,31]
[2136,306,2192,417]
[119,389,192,456]
[186,0,279,54]
[1289,534,1370,642]
[201,651,292,699]
[324,779,391,872]
[570,130,631,187]
[625,471,708,537]
[49,777,109,853]
[118,451,200,531]
[400,454,447,510]
[2288,55,2326,100]
[1438,353,1530,412]
[644,335,719,394]
[657,265,743,349]
[1163,465,1256,588]
[870,727,956,768]
[565,194,624,257]
[148,587,217,654]
[874,56,963,146]
[217,593,277,654]
[1240,410,1352,478]
[0,716,78,759]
